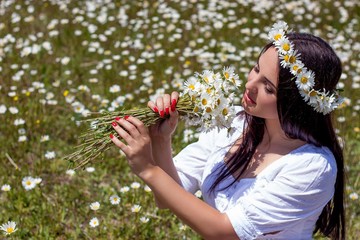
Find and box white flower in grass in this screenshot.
[349,192,358,200]
[40,135,50,142]
[45,151,56,159]
[295,70,315,91]
[109,84,121,93]
[109,195,121,205]
[9,107,19,114]
[130,182,141,189]
[272,21,289,32]
[14,118,25,126]
[66,169,75,176]
[90,202,100,211]
[199,70,216,84]
[0,105,7,114]
[131,204,141,213]
[1,184,11,191]
[18,135,27,142]
[22,176,36,191]
[120,186,130,193]
[223,66,241,87]
[144,185,152,192]
[34,177,42,185]
[89,217,99,228]
[140,216,149,223]
[85,167,95,173]
[0,221,17,235]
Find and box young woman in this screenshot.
[110,22,345,239]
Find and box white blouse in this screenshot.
[173,108,337,240]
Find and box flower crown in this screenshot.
[268,21,344,115]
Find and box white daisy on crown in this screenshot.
[268,21,344,115]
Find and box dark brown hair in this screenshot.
[210,33,345,239]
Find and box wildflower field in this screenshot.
[0,0,359,239]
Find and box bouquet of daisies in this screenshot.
[64,66,241,169]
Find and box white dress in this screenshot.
[173,108,337,240]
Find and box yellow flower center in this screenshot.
[224,72,229,79]
[26,181,32,186]
[7,227,14,233]
[189,84,195,90]
[309,90,317,97]
[203,76,209,83]
[301,76,308,84]
[274,33,282,41]
[202,99,207,106]
[284,55,289,62]
[222,108,228,116]
[206,107,212,113]
[289,55,296,64]
[193,106,199,113]
[292,65,299,71]
[282,43,290,51]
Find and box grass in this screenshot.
[0,0,359,239]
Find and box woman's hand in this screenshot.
[147,91,179,139]
[110,116,154,178]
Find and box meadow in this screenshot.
[0,0,359,239]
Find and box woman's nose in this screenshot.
[245,80,257,93]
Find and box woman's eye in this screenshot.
[265,87,274,94]
[253,65,259,73]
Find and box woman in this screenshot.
[109,22,345,239]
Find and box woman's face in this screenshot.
[242,47,279,120]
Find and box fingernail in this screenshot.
[110,133,114,139]
[124,115,129,120]
[165,107,169,115]
[160,110,164,118]
[115,117,121,121]
[153,106,158,113]
[112,122,117,127]
[172,99,177,107]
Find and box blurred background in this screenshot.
[0,0,359,239]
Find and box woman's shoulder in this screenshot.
[278,144,337,183]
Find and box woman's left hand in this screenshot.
[110,116,154,178]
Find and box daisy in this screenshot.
[143,185,152,193]
[140,217,149,223]
[0,221,17,235]
[120,186,130,193]
[1,184,11,191]
[130,182,141,189]
[268,29,286,42]
[275,37,293,55]
[45,151,56,159]
[0,104,6,114]
[22,176,36,191]
[34,177,42,185]
[131,204,141,213]
[9,106,19,114]
[109,84,121,93]
[89,217,99,228]
[85,167,95,173]
[109,195,121,205]
[90,202,100,211]
[66,169,75,176]
[295,70,315,91]
[183,76,200,95]
[18,135,28,142]
[40,135,50,142]
[349,192,359,200]
[289,61,305,76]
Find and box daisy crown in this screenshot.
[268,21,344,115]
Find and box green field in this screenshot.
[0,0,359,239]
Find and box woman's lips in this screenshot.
[244,91,256,104]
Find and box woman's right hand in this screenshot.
[147,91,179,139]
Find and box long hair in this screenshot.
[210,33,345,239]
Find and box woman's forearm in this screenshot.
[151,136,182,185]
[139,166,238,240]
